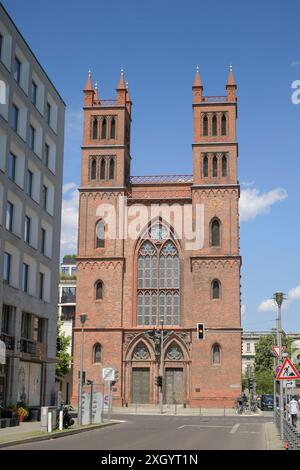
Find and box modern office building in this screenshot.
[0,3,65,407]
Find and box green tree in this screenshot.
[255,370,274,394]
[254,333,293,374]
[56,320,72,378]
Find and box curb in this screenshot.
[0,421,121,449]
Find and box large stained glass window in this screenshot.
[137,227,180,326]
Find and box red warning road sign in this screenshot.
[276,357,300,380]
[272,346,286,358]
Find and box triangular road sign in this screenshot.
[276,357,300,380]
[272,346,286,358]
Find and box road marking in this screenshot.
[230,424,240,434]
[177,425,232,430]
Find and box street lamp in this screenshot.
[273,292,285,440]
[159,320,164,414]
[78,313,87,426]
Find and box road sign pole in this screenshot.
[277,301,284,440]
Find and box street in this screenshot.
[1,414,271,450]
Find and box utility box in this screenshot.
[40,406,57,432]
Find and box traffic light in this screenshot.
[155,376,163,387]
[248,378,254,390]
[110,380,116,388]
[197,323,205,340]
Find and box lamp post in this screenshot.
[78,313,87,426]
[159,320,164,414]
[274,292,285,440]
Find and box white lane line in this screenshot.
[177,425,232,430]
[230,423,240,434]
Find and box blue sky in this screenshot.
[3,0,300,332]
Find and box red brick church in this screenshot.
[72,66,242,407]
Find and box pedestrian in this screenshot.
[289,396,299,428]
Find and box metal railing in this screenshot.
[0,332,15,350]
[275,410,300,450]
[130,175,193,185]
[20,338,47,360]
[203,96,227,103]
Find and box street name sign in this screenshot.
[102,367,115,381]
[276,357,300,380]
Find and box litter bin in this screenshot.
[30,409,39,422]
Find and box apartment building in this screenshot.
[57,255,76,403]
[0,3,65,407]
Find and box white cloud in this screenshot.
[241,304,246,318]
[291,60,300,67]
[258,284,300,312]
[258,299,277,312]
[63,182,77,194]
[239,187,288,222]
[60,182,79,255]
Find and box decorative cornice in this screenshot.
[193,141,237,147]
[77,258,124,270]
[191,256,241,271]
[192,186,240,198]
[127,189,192,201]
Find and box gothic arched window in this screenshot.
[212,279,220,299]
[137,230,180,326]
[221,114,226,136]
[211,219,220,247]
[212,344,221,364]
[95,220,105,248]
[109,158,115,180]
[91,158,97,180]
[203,115,208,136]
[133,342,150,360]
[100,158,106,180]
[101,118,107,139]
[92,118,98,139]
[222,155,227,177]
[95,280,103,300]
[93,343,101,363]
[212,114,217,136]
[110,117,116,139]
[203,155,208,177]
[213,156,218,177]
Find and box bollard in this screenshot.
[47,411,52,433]
[174,401,177,416]
[59,410,63,431]
[135,402,137,415]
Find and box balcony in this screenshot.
[0,333,15,351]
[61,294,76,304]
[20,338,47,361]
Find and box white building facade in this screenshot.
[57,256,76,403]
[242,330,300,377]
[0,4,65,407]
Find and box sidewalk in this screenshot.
[264,421,285,450]
[0,419,121,448]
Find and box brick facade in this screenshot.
[71,67,242,408]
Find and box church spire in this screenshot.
[192,65,204,103]
[84,69,93,91]
[94,81,100,104]
[226,64,237,101]
[83,69,94,106]
[117,68,127,105]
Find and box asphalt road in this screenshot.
[1,415,271,450]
